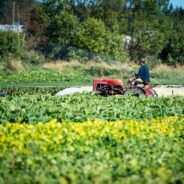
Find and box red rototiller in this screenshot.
[93,78,158,97]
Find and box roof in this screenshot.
[0,24,24,32]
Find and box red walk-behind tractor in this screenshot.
[93,78,158,97]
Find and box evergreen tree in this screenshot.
[161,7,184,64]
[40,0,79,45]
[0,0,36,26]
[127,0,172,60]
[0,0,13,23]
[91,0,127,32]
[1,0,183,64]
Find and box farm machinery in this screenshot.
[93,78,158,97]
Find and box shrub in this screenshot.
[46,45,122,63]
[3,55,25,72]
[0,31,26,58]
[145,55,162,69]
[71,18,129,62]
[67,46,116,63]
[21,50,46,65]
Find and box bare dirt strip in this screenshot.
[80,85,184,97]
[153,85,184,97]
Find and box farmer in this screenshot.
[134,58,150,88]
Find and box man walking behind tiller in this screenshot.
[135,58,150,88]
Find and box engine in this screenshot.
[93,79,124,96]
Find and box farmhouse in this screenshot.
[0,24,24,32]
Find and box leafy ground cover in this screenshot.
[0,62,184,184]
[0,116,184,184]
[0,63,184,89]
[0,93,184,123]
[0,70,91,82]
[0,70,91,88]
[0,87,65,96]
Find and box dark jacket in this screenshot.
[136,64,150,82]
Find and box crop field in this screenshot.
[0,70,91,89]
[0,64,184,184]
[1,0,184,182]
[1,63,184,89]
[0,92,184,184]
[0,116,184,184]
[1,93,184,123]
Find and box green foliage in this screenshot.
[1,93,184,123]
[159,8,184,65]
[91,0,127,32]
[45,45,117,63]
[0,117,184,183]
[36,0,184,64]
[66,47,115,63]
[48,11,79,45]
[40,1,129,62]
[2,56,25,72]
[0,31,25,58]
[145,56,162,69]
[41,0,79,45]
[72,18,107,53]
[1,62,184,87]
[0,0,184,64]
[127,1,171,60]
[0,69,90,82]
[0,0,36,25]
[167,41,184,65]
[21,50,46,65]
[0,87,64,96]
[72,18,128,61]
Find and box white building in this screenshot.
[0,24,24,32]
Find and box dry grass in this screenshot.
[153,64,184,73]
[6,58,25,72]
[42,60,138,74]
[42,60,79,71]
[42,61,184,83]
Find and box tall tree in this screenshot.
[0,0,12,23]
[126,0,172,60]
[0,0,37,27]
[91,0,127,32]
[160,7,184,64]
[40,0,79,45]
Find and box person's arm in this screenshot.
[136,66,143,79]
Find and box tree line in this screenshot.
[0,0,184,65]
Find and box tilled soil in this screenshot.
[153,85,184,97]
[80,85,184,97]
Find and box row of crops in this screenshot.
[0,87,65,96]
[0,116,184,183]
[1,93,184,123]
[0,70,92,89]
[0,70,91,82]
[0,92,184,183]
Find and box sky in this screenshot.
[170,0,184,8]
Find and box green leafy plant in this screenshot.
[0,116,184,184]
[0,31,25,58]
[1,94,184,123]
